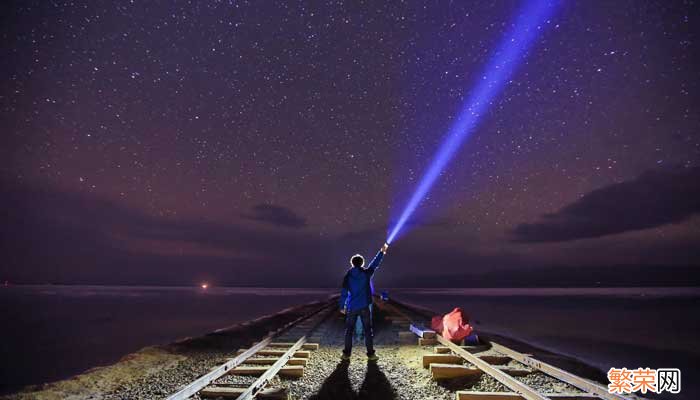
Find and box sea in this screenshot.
[1,285,698,399]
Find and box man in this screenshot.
[339,242,389,361]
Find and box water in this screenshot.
[0,285,335,393]
[1,286,698,399]
[391,287,700,400]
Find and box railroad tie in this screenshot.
[229,365,305,378]
[428,362,531,380]
[429,363,483,380]
[242,357,308,366]
[200,386,288,399]
[235,349,311,358]
[164,300,333,400]
[422,353,463,368]
[254,342,320,350]
[433,345,490,354]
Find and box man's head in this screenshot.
[350,254,365,269]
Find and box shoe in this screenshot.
[367,353,378,361]
[341,353,351,361]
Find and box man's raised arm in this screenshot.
[366,242,389,273]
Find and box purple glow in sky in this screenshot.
[2,1,699,288]
[388,0,561,244]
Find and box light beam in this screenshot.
[387,0,561,244]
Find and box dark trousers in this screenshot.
[343,306,374,356]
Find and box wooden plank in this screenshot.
[435,345,489,354]
[230,365,304,378]
[435,346,452,354]
[479,355,512,365]
[200,386,288,399]
[384,298,626,400]
[236,349,311,358]
[243,357,307,366]
[261,342,319,350]
[379,300,548,400]
[235,313,329,400]
[456,392,522,400]
[436,333,548,399]
[545,395,601,400]
[164,301,332,400]
[430,363,483,380]
[490,342,630,400]
[410,324,437,339]
[419,337,438,346]
[422,354,463,368]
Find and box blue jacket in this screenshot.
[339,251,384,311]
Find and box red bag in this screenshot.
[440,307,473,343]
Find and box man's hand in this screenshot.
[381,242,389,254]
[340,308,347,315]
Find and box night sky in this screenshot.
[2,1,699,287]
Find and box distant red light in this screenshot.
[201,283,208,289]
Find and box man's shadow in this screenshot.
[309,360,397,400]
[358,361,396,399]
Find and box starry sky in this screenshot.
[1,1,699,287]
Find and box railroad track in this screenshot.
[163,296,638,400]
[375,299,636,400]
[164,299,335,400]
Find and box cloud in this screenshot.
[0,179,325,286]
[243,204,307,228]
[512,167,700,242]
[3,173,697,287]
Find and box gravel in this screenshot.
[98,300,591,399]
[514,372,585,394]
[101,301,328,400]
